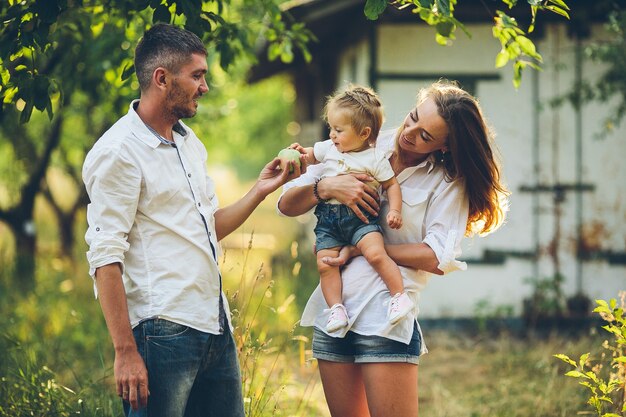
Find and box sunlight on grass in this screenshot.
[0,165,612,417]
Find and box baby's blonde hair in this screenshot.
[323,84,384,145]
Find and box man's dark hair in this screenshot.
[134,23,207,91]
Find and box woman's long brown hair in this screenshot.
[424,81,509,236]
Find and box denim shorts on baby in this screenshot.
[313,202,382,252]
[312,322,422,364]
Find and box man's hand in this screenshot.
[255,156,305,198]
[317,174,380,223]
[115,348,149,410]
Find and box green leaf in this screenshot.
[565,370,589,378]
[545,5,570,19]
[268,43,281,61]
[513,61,523,89]
[548,0,570,10]
[435,33,449,46]
[436,21,455,37]
[554,353,576,366]
[364,0,387,21]
[19,100,33,124]
[578,352,590,368]
[495,50,509,68]
[280,41,293,63]
[435,0,451,16]
[121,62,135,81]
[516,36,538,57]
[32,75,50,111]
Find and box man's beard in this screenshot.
[166,81,197,120]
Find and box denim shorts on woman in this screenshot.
[312,322,422,364]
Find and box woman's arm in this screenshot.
[385,242,443,275]
[278,174,381,221]
[323,242,443,275]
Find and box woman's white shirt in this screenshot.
[278,130,470,345]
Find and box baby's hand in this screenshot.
[387,209,402,229]
[289,142,306,153]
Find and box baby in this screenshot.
[290,85,414,332]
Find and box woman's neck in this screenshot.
[391,151,428,173]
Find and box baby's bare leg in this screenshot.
[357,232,404,295]
[317,247,342,307]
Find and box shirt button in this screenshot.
[96,227,100,232]
[197,202,201,207]
[188,173,191,177]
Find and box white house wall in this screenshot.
[332,22,625,317]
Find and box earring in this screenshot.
[440,150,446,163]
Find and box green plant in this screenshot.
[554,292,626,417]
[523,273,566,322]
[473,298,514,333]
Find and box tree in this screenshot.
[0,0,313,123]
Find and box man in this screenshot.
[82,23,302,417]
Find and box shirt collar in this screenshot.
[127,100,190,149]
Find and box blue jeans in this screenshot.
[124,318,244,417]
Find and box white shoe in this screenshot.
[388,292,414,324]
[326,304,349,332]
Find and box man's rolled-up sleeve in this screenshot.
[83,146,142,290]
[421,179,470,274]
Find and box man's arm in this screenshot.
[215,157,302,241]
[95,263,149,410]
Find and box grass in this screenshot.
[0,168,617,417]
[0,256,609,417]
[419,331,598,417]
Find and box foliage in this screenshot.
[0,235,610,417]
[583,8,626,133]
[523,273,566,321]
[473,298,515,332]
[0,231,322,416]
[555,293,626,417]
[0,0,314,123]
[363,0,571,87]
[193,73,297,180]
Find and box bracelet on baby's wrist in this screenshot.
[313,177,328,203]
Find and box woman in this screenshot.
[278,81,509,417]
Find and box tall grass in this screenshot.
[0,199,612,417]
[0,235,324,417]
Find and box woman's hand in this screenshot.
[317,174,380,223]
[322,245,361,267]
